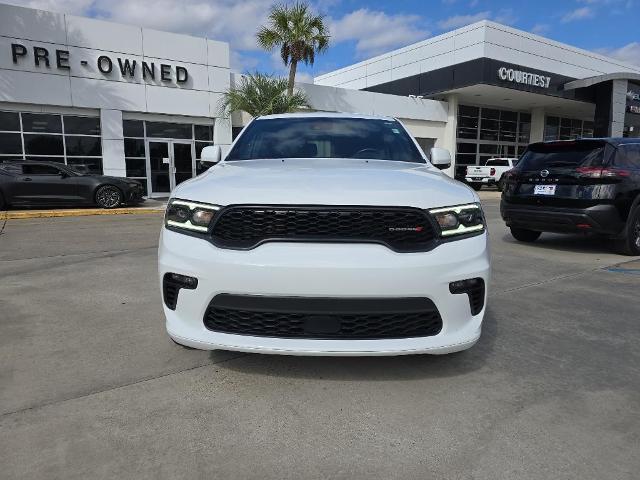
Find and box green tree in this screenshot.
[257,2,330,96]
[219,72,308,117]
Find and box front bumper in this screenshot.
[158,229,491,356]
[500,201,624,235]
[465,177,496,184]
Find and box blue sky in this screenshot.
[6,0,640,81]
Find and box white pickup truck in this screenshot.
[465,158,519,191]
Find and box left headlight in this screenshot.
[165,198,221,233]
[429,203,485,237]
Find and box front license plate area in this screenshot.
[534,184,556,196]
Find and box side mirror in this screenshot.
[429,147,451,170]
[200,145,222,167]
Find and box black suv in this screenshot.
[500,138,640,255]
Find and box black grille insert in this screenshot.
[210,205,437,252]
[203,295,443,339]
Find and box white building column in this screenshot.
[530,107,545,143]
[100,109,126,177]
[442,94,458,178]
[611,79,628,137]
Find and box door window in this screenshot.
[615,145,640,169]
[22,164,62,175]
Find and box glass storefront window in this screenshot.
[123,120,144,137]
[124,138,146,157]
[0,111,20,131]
[457,105,533,165]
[65,136,101,156]
[125,158,147,177]
[544,116,593,141]
[66,157,103,175]
[194,125,213,141]
[24,134,64,155]
[145,122,192,139]
[0,132,23,155]
[63,116,101,135]
[0,111,103,173]
[21,113,62,133]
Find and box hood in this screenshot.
[173,158,477,209]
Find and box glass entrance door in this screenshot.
[172,142,194,186]
[149,141,171,194]
[147,140,195,196]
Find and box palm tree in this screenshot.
[219,73,308,117]
[257,2,330,96]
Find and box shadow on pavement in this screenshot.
[213,307,497,382]
[501,232,625,256]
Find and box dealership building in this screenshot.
[1,3,640,195]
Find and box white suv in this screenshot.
[158,113,490,356]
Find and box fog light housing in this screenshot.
[449,278,485,315]
[163,273,198,310]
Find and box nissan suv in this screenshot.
[158,113,490,356]
[501,138,640,255]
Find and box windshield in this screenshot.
[518,141,606,171]
[226,117,425,163]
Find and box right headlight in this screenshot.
[165,198,221,233]
[429,203,485,237]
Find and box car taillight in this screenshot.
[576,166,630,179]
[490,168,496,176]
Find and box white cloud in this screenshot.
[531,23,551,35]
[437,11,490,30]
[561,6,594,22]
[329,9,428,57]
[597,42,640,67]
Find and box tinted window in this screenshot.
[0,132,23,154]
[63,116,101,135]
[123,120,144,137]
[615,144,640,169]
[0,111,20,131]
[65,136,102,156]
[24,134,64,155]
[146,122,192,139]
[518,142,606,171]
[486,159,509,166]
[194,125,213,141]
[23,164,62,175]
[22,113,62,133]
[226,118,424,163]
[124,138,145,157]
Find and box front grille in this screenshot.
[203,295,443,339]
[210,205,437,252]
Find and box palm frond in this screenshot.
[219,73,309,117]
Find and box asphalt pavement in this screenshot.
[0,193,639,479]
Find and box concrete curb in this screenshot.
[3,207,165,220]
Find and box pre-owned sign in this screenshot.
[10,43,188,84]
[497,67,551,89]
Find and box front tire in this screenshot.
[510,227,541,243]
[613,207,640,256]
[470,183,482,191]
[95,185,123,209]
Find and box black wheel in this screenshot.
[95,185,123,209]
[510,227,541,243]
[470,183,482,191]
[613,208,640,256]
